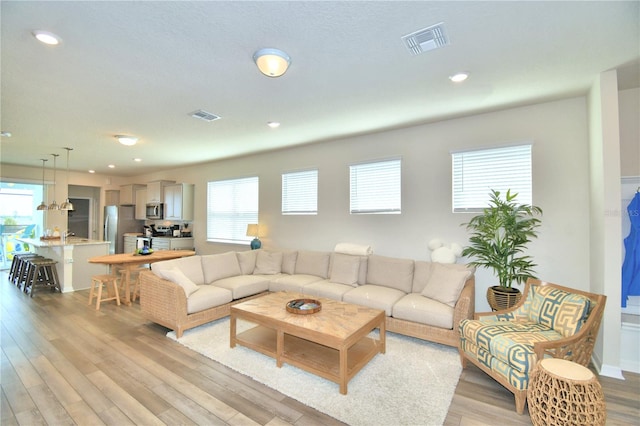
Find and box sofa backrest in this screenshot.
[295,250,331,278]
[201,252,242,283]
[366,254,414,293]
[151,255,205,285]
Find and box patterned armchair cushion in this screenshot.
[459,319,563,376]
[527,286,591,337]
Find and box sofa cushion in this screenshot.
[527,285,591,337]
[343,285,405,316]
[365,255,414,293]
[270,274,324,293]
[304,280,354,301]
[254,250,283,275]
[212,275,270,299]
[159,267,200,297]
[329,253,361,286]
[392,294,455,329]
[186,285,233,314]
[295,250,330,278]
[151,255,204,285]
[421,263,472,307]
[236,250,257,275]
[281,251,298,274]
[202,252,242,283]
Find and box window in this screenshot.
[349,158,401,214]
[282,169,318,215]
[206,176,258,243]
[452,143,532,212]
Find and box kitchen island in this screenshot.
[17,238,110,293]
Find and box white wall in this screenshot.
[588,70,623,378]
[133,97,592,314]
[619,87,640,178]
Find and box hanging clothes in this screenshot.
[622,191,640,307]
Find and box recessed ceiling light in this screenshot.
[0,131,12,137]
[88,170,95,174]
[108,164,115,169]
[133,158,142,162]
[115,135,138,146]
[449,72,469,83]
[267,121,280,128]
[33,30,61,45]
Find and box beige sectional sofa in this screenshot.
[139,249,475,346]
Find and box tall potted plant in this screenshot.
[461,189,543,310]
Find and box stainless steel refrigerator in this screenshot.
[103,205,143,254]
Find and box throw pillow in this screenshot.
[254,250,283,275]
[421,263,471,307]
[160,267,199,297]
[329,253,361,286]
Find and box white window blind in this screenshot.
[282,169,318,215]
[206,176,259,243]
[350,158,401,214]
[452,143,532,212]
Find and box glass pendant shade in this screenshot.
[48,153,59,210]
[37,158,48,211]
[60,147,74,211]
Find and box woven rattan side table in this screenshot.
[528,358,606,426]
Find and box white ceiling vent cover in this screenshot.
[190,109,221,122]
[401,23,449,56]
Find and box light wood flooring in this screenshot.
[1,270,638,425]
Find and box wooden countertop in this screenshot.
[88,250,196,265]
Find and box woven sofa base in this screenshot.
[386,317,458,347]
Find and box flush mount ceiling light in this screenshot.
[115,135,138,146]
[449,72,469,83]
[267,121,280,128]
[253,48,291,77]
[33,30,62,45]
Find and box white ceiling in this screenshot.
[1,1,639,176]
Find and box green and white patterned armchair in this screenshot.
[458,278,606,414]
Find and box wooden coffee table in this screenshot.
[230,292,386,394]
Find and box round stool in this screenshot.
[528,358,606,426]
[88,275,121,310]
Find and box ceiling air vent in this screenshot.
[190,109,221,122]
[401,22,449,56]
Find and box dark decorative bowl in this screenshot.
[286,298,322,315]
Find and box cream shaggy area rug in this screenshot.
[167,318,461,426]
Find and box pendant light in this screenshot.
[60,147,74,211]
[48,153,60,210]
[36,158,48,211]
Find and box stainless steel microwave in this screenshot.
[146,203,164,220]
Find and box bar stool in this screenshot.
[88,275,121,310]
[120,265,148,302]
[15,254,44,289]
[25,258,61,297]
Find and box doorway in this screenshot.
[67,198,91,238]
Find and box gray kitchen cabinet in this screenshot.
[123,235,138,253]
[105,190,120,206]
[152,237,194,251]
[164,183,195,221]
[135,188,147,220]
[120,184,146,205]
[146,180,175,204]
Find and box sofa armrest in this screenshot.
[453,276,475,328]
[139,270,188,325]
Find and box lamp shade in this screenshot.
[246,224,260,237]
[253,48,290,77]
